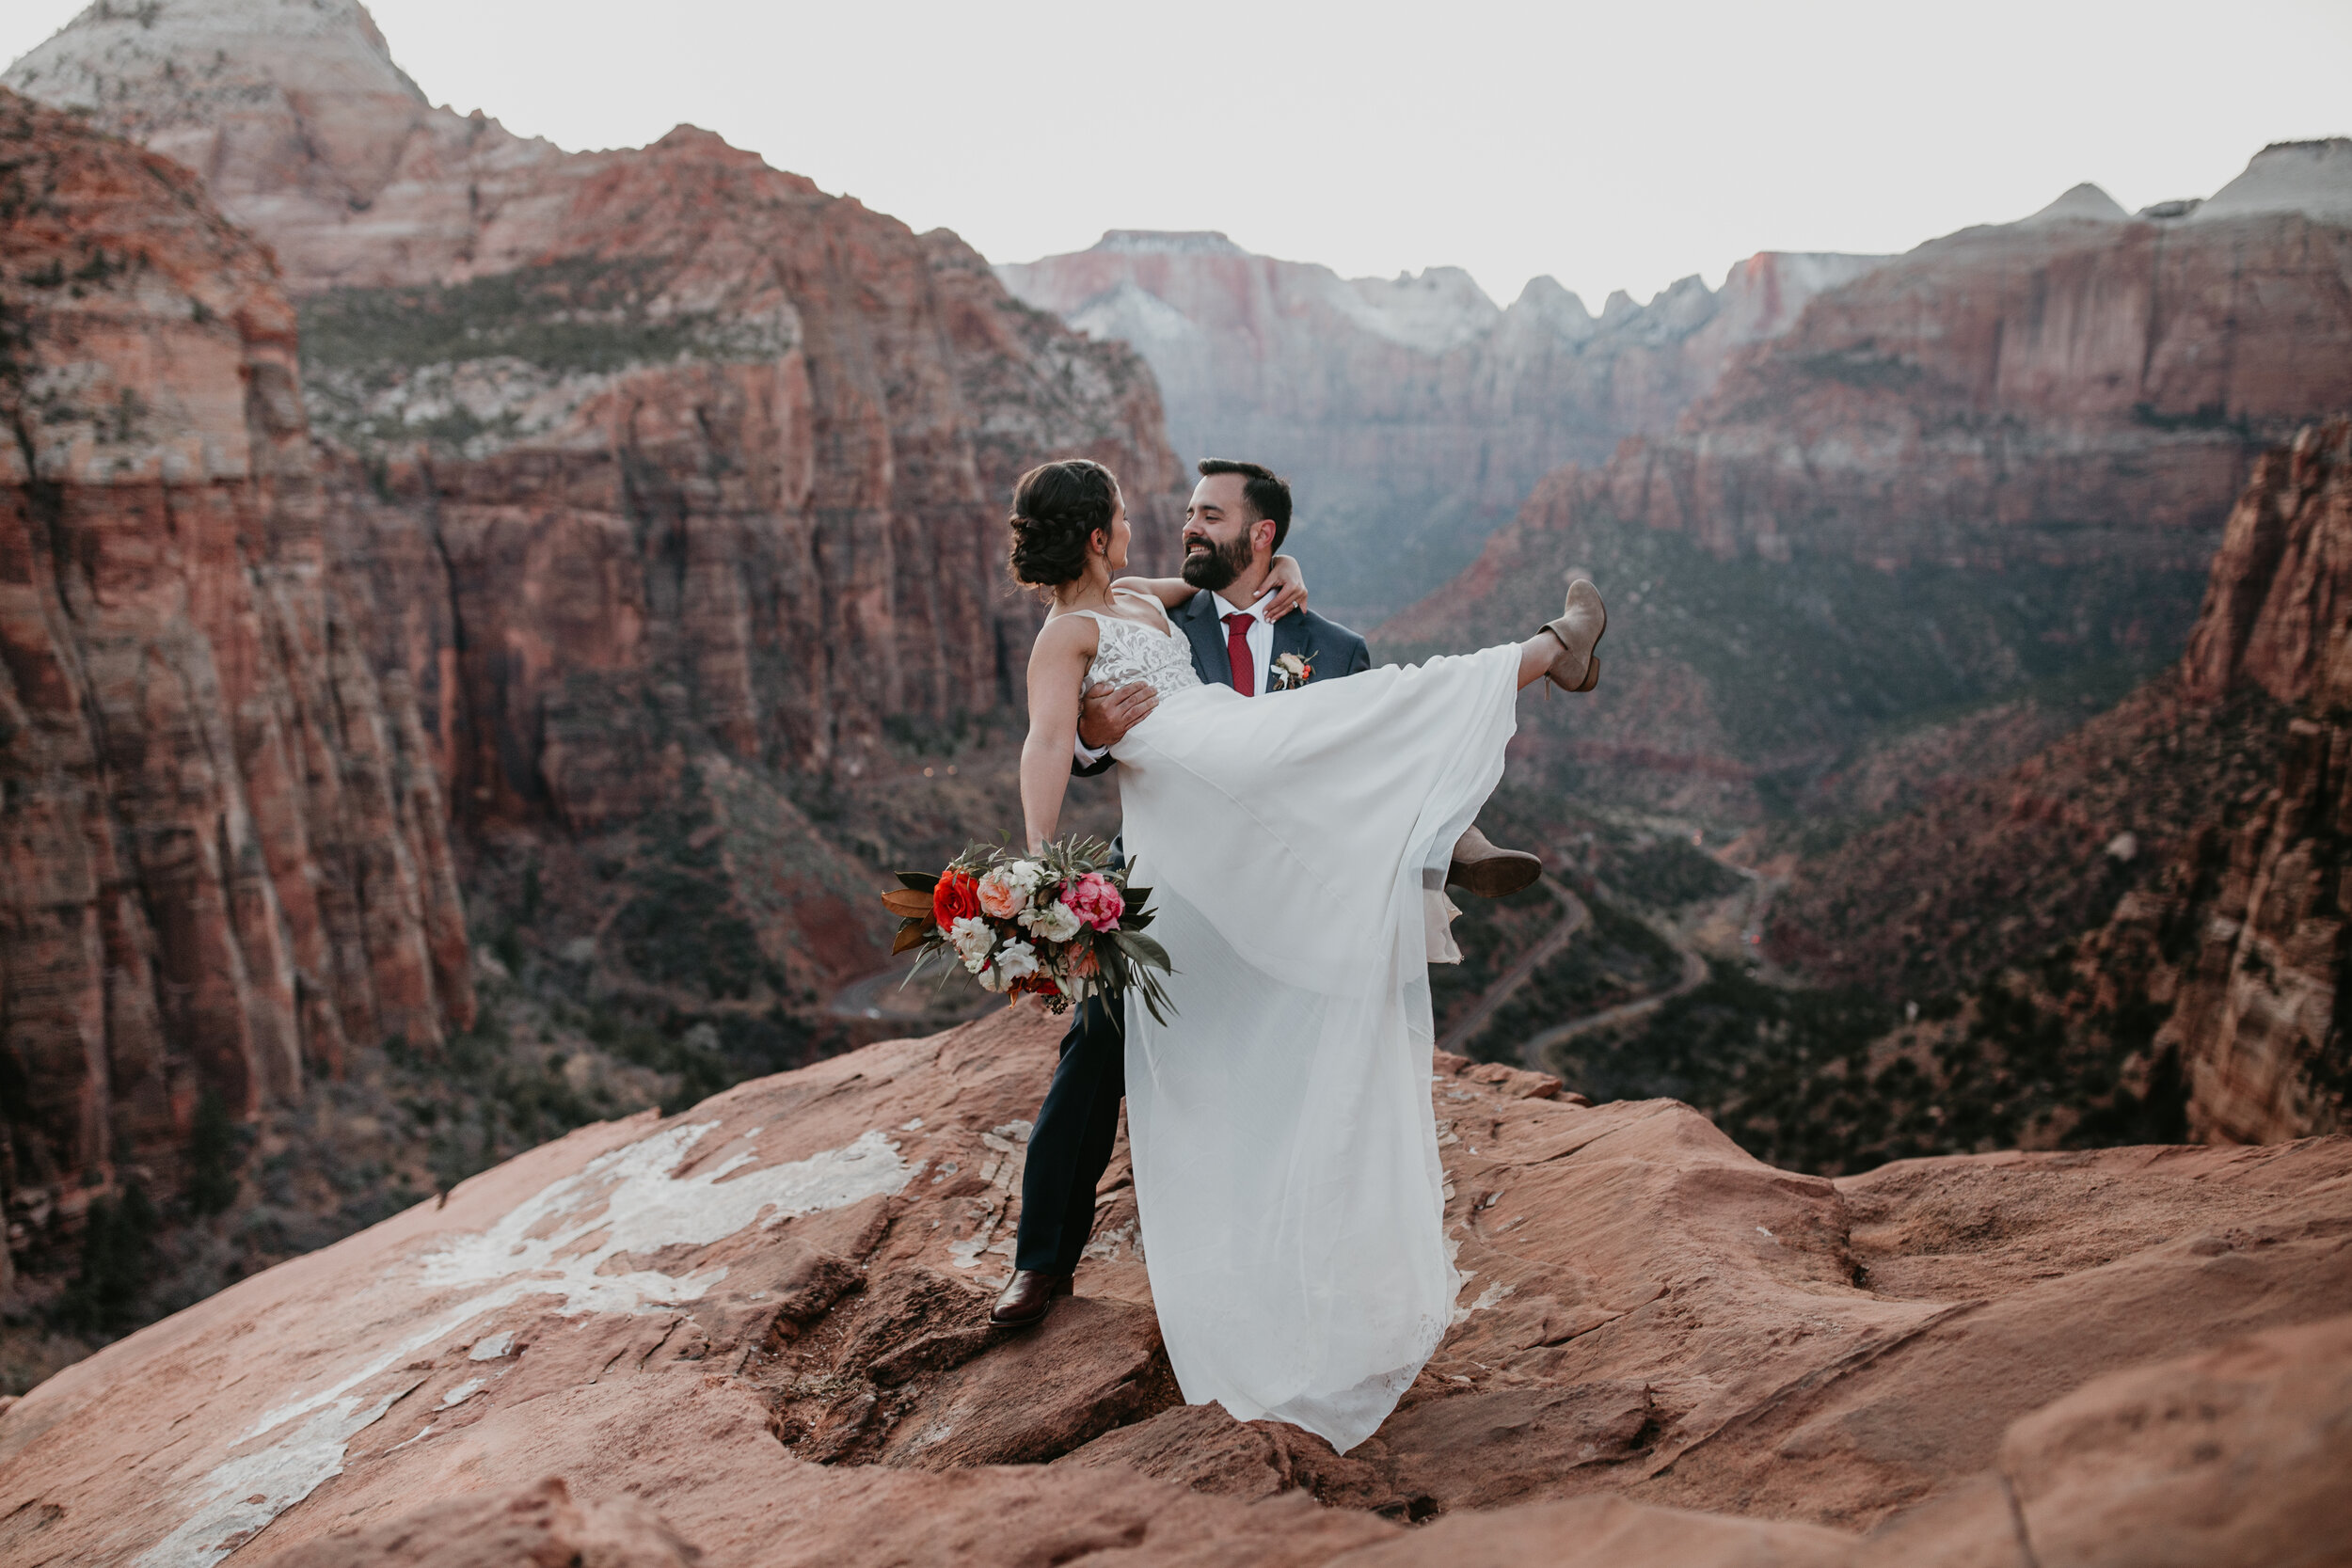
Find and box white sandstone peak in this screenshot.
[2020,182,2130,226]
[1508,276,1597,343]
[1090,230,1248,256]
[5,0,427,113]
[1333,265,1502,355]
[2191,137,2352,226]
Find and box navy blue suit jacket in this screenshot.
[1073,593,1372,778]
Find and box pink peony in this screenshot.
[976,867,1026,920]
[1060,873,1125,932]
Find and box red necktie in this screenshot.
[1222,611,1256,697]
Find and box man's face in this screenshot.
[1181,472,1266,593]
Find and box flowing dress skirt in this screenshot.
[1111,643,1521,1451]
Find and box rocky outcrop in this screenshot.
[1767,424,2352,1145]
[2079,422,2352,1142]
[0,88,471,1230]
[1,1006,2344,1564]
[999,231,1883,618]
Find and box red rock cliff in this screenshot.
[1761,425,2352,1145]
[4,0,1187,1001]
[3,0,1185,784]
[1379,162,2352,820]
[1597,167,2352,571]
[2087,421,2352,1143]
[0,88,472,1230]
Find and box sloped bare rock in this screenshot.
[1327,1495,1857,1568]
[0,1008,2343,1565]
[1867,1314,2352,1568]
[272,1477,696,1568]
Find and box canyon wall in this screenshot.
[4,0,1185,1016]
[1768,423,2352,1145]
[0,0,1191,1282]
[2085,420,2352,1143]
[1380,151,2352,819]
[0,87,471,1229]
[1594,166,2352,573]
[6,0,1185,809]
[999,230,1883,619]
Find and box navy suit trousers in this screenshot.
[1012,993,1123,1275]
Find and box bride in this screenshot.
[1012,457,1604,1452]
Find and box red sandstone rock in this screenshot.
[273,1477,698,1568]
[1376,173,2352,820]
[0,87,471,1216]
[3,1,1187,1010]
[5,2,1184,788]
[1772,424,2352,1143]
[0,1008,2342,1564]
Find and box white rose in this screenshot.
[994,940,1041,983]
[1017,899,1082,943]
[975,961,1008,992]
[949,915,995,967]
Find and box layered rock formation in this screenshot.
[2081,421,2352,1142]
[2,1006,2344,1565]
[1381,147,2352,818]
[1770,423,2352,1146]
[0,87,471,1227]
[5,0,1185,799]
[999,231,1883,619]
[1591,147,2352,573]
[3,0,1186,1018]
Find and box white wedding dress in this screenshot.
[1072,598,1521,1452]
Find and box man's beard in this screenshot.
[1180,532,1251,593]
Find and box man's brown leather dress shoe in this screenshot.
[1448,824,1543,898]
[990,1270,1073,1328]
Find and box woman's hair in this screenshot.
[1008,458,1120,587]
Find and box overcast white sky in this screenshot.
[7,0,2348,306]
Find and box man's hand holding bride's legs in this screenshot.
[1080,681,1157,751]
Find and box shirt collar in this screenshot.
[1209,591,1267,626]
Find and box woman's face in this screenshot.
[1101,493,1131,574]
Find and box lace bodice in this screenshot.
[1073,606,1203,700]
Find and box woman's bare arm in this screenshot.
[1021,615,1098,850]
[1115,554,1309,618]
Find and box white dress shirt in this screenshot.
[1207,590,1276,698]
[1074,590,1276,764]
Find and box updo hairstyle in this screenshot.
[1008,458,1121,588]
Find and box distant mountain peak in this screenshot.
[1090,230,1247,256]
[2193,136,2352,226]
[4,0,429,115]
[2021,182,2130,226]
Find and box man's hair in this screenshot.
[1196,458,1292,551]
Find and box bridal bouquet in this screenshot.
[880,835,1175,1021]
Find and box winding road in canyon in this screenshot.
[1431,838,1783,1074]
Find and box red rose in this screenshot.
[932,868,981,931]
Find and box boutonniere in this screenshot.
[1269,651,1315,691]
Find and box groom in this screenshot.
[992,458,1544,1328]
